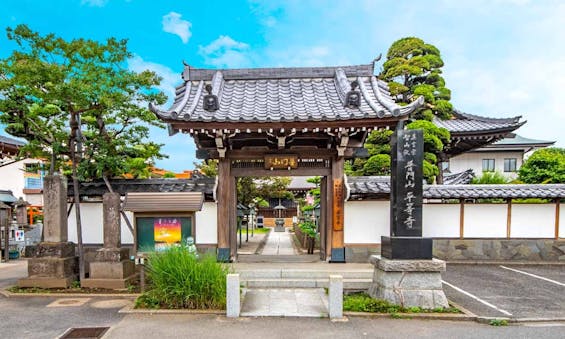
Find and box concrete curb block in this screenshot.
[446,261,565,266]
[344,311,476,321]
[118,304,225,315]
[476,316,565,324]
[0,287,139,299]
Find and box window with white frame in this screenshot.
[504,158,517,172]
[482,159,495,172]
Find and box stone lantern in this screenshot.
[274,200,286,232]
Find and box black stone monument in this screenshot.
[382,122,432,259]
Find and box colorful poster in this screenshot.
[154,218,182,251]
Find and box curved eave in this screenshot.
[449,120,526,138]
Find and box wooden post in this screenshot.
[330,156,345,262]
[229,175,237,260]
[216,158,231,261]
[555,199,561,239]
[506,199,512,239]
[459,199,465,239]
[319,176,327,261]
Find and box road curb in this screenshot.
[118,304,225,315]
[0,287,139,298]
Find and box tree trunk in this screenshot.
[70,112,85,281]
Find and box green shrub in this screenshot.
[298,220,318,239]
[135,247,229,309]
[343,293,460,314]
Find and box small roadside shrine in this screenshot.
[150,61,424,262]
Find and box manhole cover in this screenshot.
[47,298,90,307]
[60,327,109,338]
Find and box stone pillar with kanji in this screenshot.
[368,124,449,309]
[19,175,78,288]
[81,192,135,289]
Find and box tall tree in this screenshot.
[347,37,452,183]
[0,25,166,280]
[380,37,453,120]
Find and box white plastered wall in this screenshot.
[511,204,555,238]
[67,203,134,245]
[559,204,565,238]
[463,204,507,237]
[195,202,217,244]
[344,200,389,244]
[423,204,460,237]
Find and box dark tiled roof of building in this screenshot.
[68,178,216,201]
[489,134,555,147]
[150,64,424,124]
[0,135,25,146]
[443,169,475,185]
[347,176,565,199]
[434,110,524,134]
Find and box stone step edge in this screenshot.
[241,278,371,289]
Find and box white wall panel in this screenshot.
[67,203,103,244]
[511,204,555,238]
[463,204,507,238]
[195,202,217,244]
[344,201,389,244]
[423,204,460,237]
[560,204,565,238]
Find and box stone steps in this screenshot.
[242,278,371,290]
[236,254,320,263]
[236,266,373,291]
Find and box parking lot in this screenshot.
[442,264,565,320]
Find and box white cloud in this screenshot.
[198,36,251,68]
[127,55,180,105]
[81,0,108,7]
[162,12,192,44]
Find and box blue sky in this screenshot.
[1,0,564,172]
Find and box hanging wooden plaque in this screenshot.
[333,178,344,231]
[264,154,298,169]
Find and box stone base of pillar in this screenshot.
[18,242,78,289]
[274,225,285,232]
[368,255,449,309]
[81,248,135,290]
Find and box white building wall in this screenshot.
[195,202,217,244]
[559,204,565,238]
[344,201,388,244]
[423,204,460,238]
[511,204,555,238]
[0,159,44,205]
[448,151,523,179]
[463,204,508,237]
[68,202,213,245]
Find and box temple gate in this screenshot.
[151,62,424,262]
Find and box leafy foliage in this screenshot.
[135,247,228,310]
[298,220,318,239]
[343,293,460,313]
[518,148,565,184]
[0,24,167,178]
[381,37,453,120]
[471,171,509,184]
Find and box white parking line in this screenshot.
[441,280,513,316]
[499,266,565,287]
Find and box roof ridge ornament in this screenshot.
[203,83,219,112]
[182,60,191,81]
[345,80,361,109]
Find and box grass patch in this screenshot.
[343,293,460,314]
[7,284,140,294]
[489,319,509,326]
[238,227,271,235]
[134,246,229,310]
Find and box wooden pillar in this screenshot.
[459,199,465,239]
[319,177,328,261]
[555,199,561,240]
[506,199,512,239]
[229,175,237,260]
[330,156,345,262]
[216,158,231,261]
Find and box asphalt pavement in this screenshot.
[442,264,565,320]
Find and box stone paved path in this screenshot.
[260,230,296,255]
[240,288,328,317]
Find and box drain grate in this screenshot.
[60,327,109,338]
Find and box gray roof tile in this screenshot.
[150,64,424,124]
[434,110,524,134]
[347,176,565,199]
